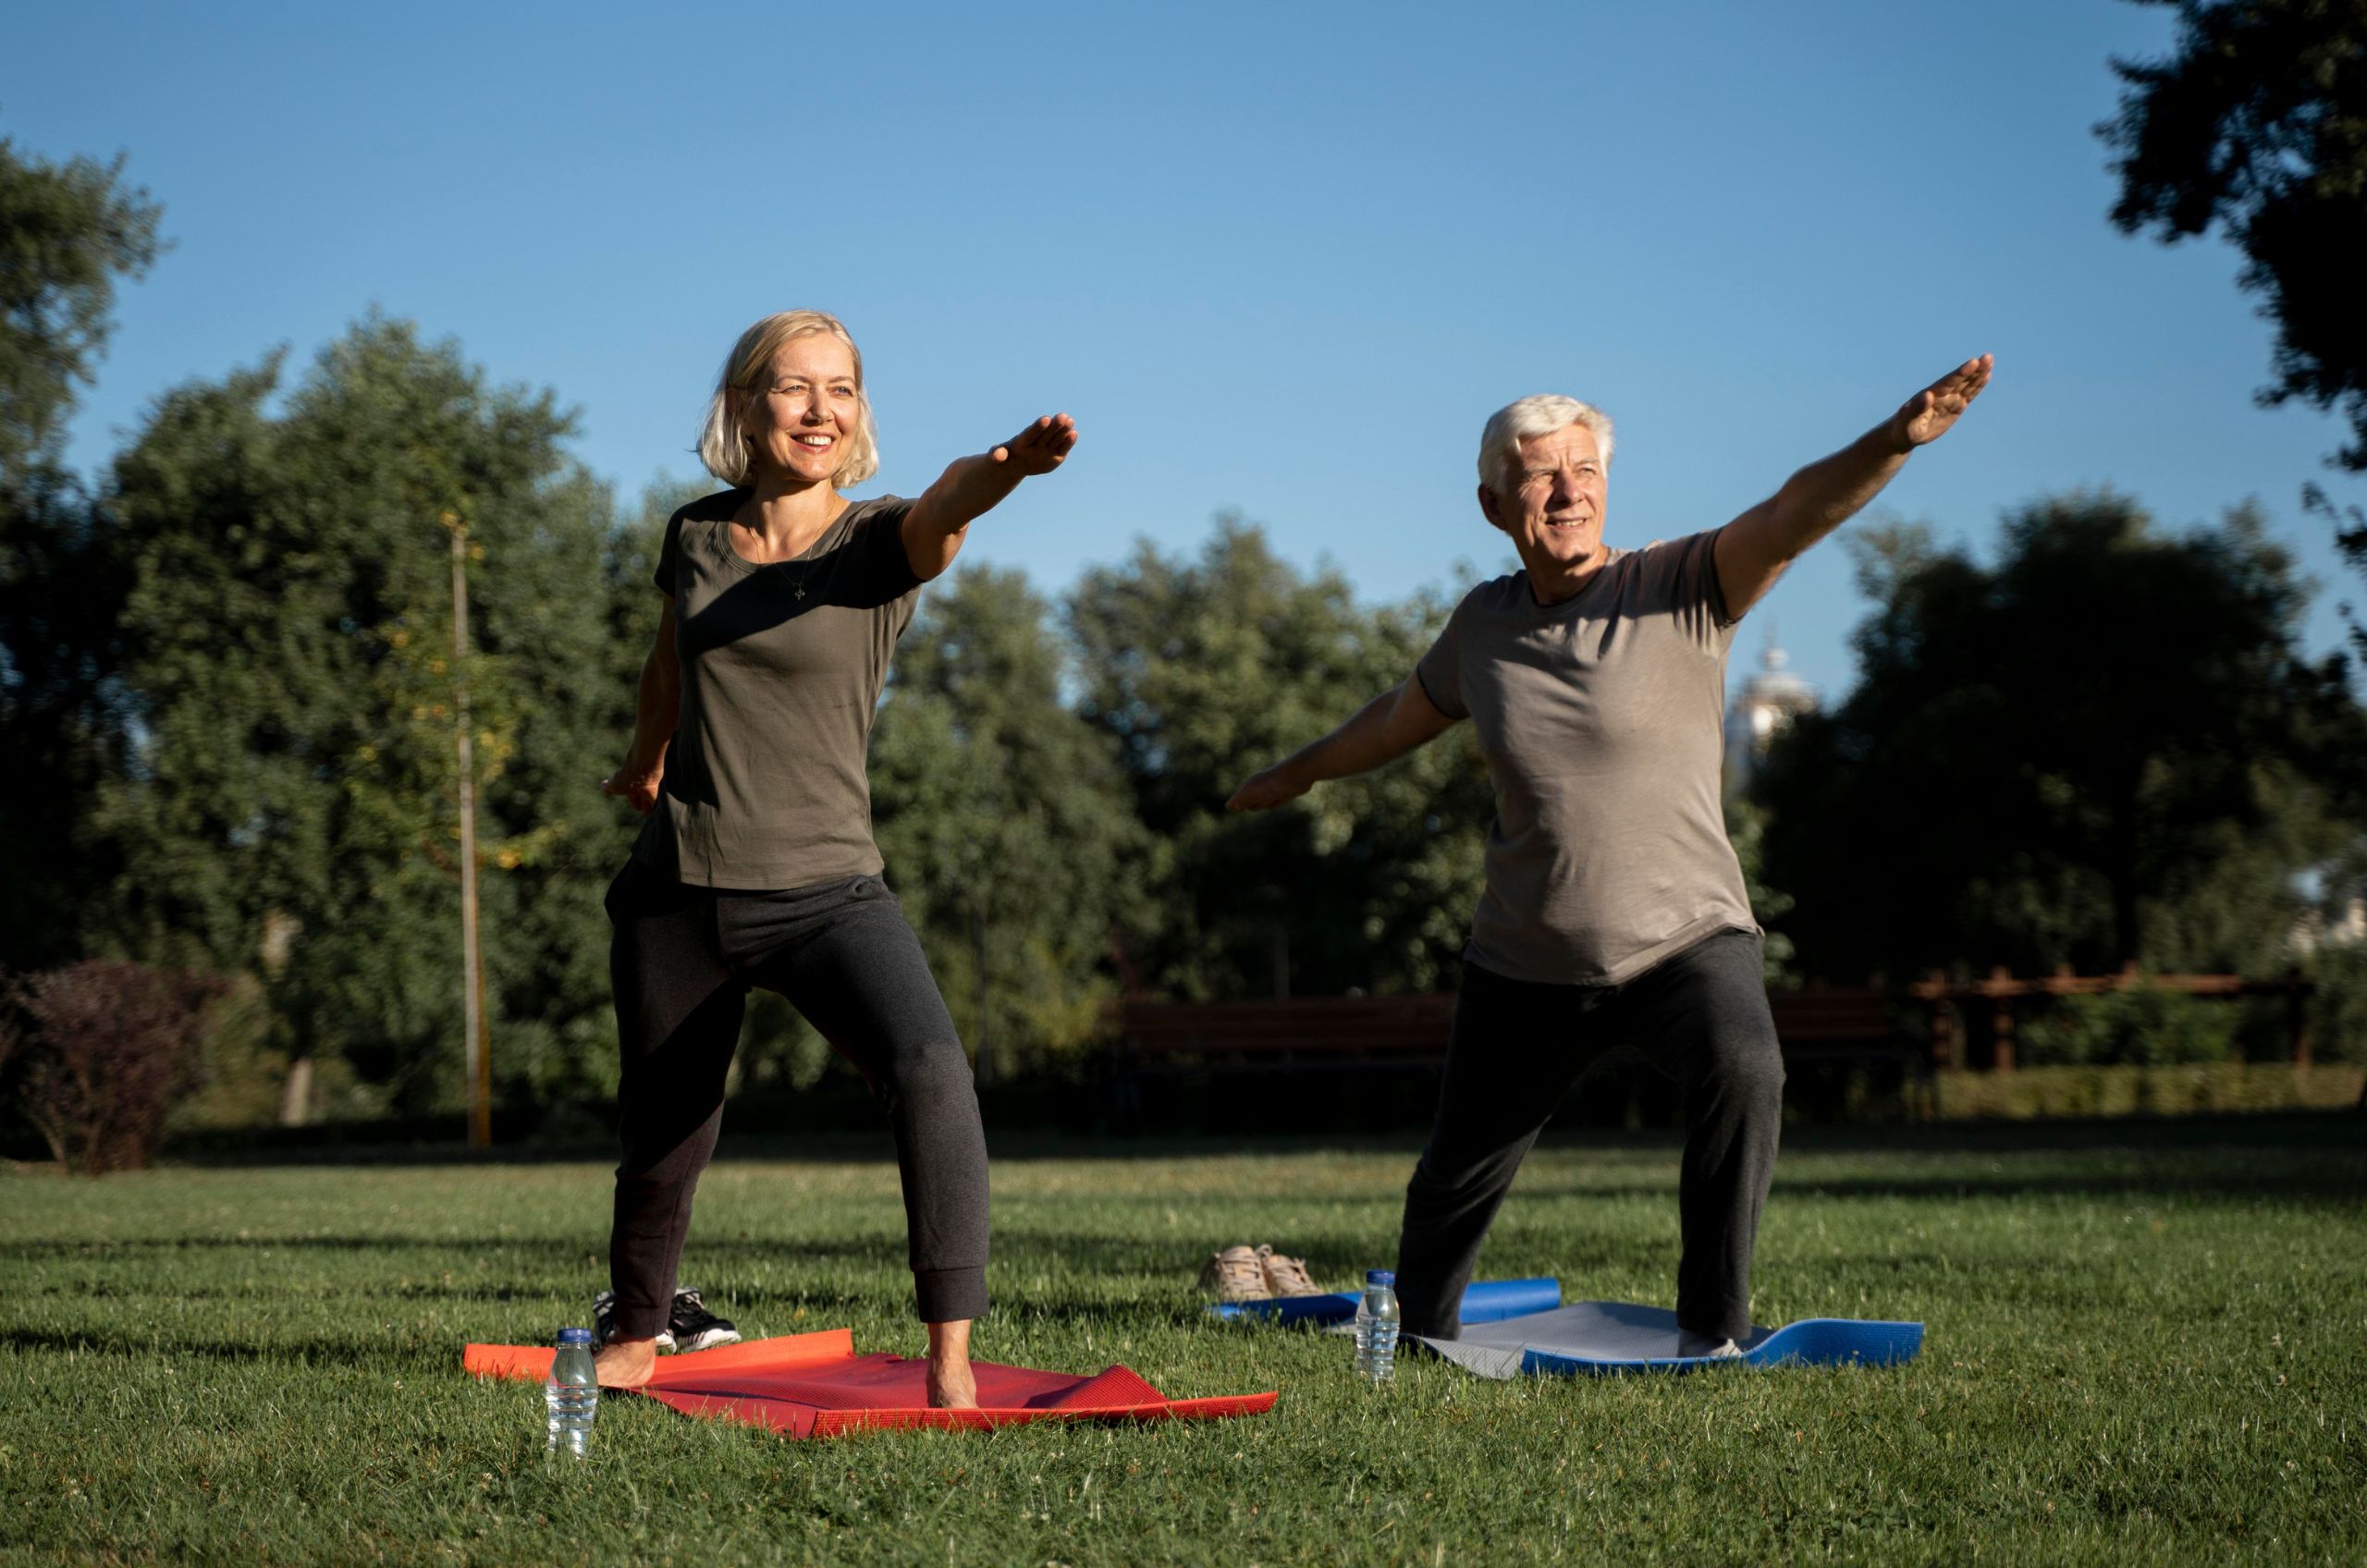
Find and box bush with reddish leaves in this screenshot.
[4,961,228,1173]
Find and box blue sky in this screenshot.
[8,0,2360,705]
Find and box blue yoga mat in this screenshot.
[1208,1276,1561,1327]
[1415,1298,1924,1379]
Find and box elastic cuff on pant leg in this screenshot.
[914,1266,989,1324]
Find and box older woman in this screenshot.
[595,310,1076,1403]
[1230,357,1990,1354]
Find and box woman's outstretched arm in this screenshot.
[901,413,1079,582]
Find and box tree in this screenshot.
[1754,492,2363,981]
[0,139,165,484]
[868,565,1144,1079]
[97,316,637,1119]
[0,141,164,973]
[2101,0,2367,470]
[1067,516,1492,1000]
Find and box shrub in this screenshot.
[6,961,228,1173]
[2302,943,2367,1064]
[2018,986,2238,1068]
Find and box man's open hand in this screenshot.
[1888,355,1993,450]
[1226,764,1309,813]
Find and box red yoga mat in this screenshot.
[464,1328,1279,1439]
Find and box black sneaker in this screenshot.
[592,1288,677,1352]
[668,1287,742,1353]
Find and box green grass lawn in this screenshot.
[3,1116,2362,1566]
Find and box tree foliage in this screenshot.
[0,137,164,484]
[1069,516,1493,1000]
[96,317,640,1115]
[870,565,1144,1079]
[1754,492,2363,981]
[2101,0,2367,469]
[0,141,165,973]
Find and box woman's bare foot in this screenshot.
[925,1318,978,1410]
[595,1336,659,1389]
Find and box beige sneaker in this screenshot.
[1197,1244,1271,1302]
[1256,1243,1323,1297]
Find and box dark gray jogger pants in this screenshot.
[605,860,989,1339]
[1393,929,1784,1343]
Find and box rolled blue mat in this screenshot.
[1208,1276,1562,1327]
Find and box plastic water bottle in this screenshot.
[1353,1269,1400,1383]
[545,1328,598,1456]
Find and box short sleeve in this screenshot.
[852,496,923,601]
[1646,529,1741,649]
[653,507,686,597]
[1414,594,1473,721]
[821,497,925,639]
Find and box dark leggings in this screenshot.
[1393,929,1784,1343]
[604,859,989,1338]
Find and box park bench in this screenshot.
[1108,985,1933,1121]
[1106,994,1455,1118]
[1764,985,1934,1115]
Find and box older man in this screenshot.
[1227,357,1992,1352]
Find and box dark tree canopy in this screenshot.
[2101,0,2367,470]
[0,141,165,972]
[1754,492,2364,981]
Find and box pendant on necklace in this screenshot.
[793,585,806,601]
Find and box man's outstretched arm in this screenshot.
[1227,676,1459,812]
[1714,355,1993,619]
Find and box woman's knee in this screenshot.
[877,1033,979,1113]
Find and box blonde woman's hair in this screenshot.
[1476,394,1615,496]
[697,311,880,487]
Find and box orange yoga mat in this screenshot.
[464,1329,1279,1439]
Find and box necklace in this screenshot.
[733,507,843,600]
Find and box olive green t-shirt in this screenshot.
[1415,528,1760,986]
[633,489,921,889]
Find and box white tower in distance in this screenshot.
[1724,630,1818,795]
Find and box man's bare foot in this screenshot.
[925,1317,979,1409]
[595,1336,658,1389]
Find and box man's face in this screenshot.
[1481,423,1609,576]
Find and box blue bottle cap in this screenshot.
[557,1327,595,1345]
[1366,1269,1395,1286]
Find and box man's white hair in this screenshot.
[1476,395,1615,495]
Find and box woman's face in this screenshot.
[745,335,861,485]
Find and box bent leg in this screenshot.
[607,864,744,1341]
[760,887,989,1325]
[1394,964,1597,1339]
[1629,931,1785,1343]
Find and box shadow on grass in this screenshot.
[0,1325,414,1368]
[117,1109,2363,1173]
[0,1235,893,1265]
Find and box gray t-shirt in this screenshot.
[1416,529,1758,986]
[633,489,921,889]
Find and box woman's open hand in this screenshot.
[991,413,1078,476]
